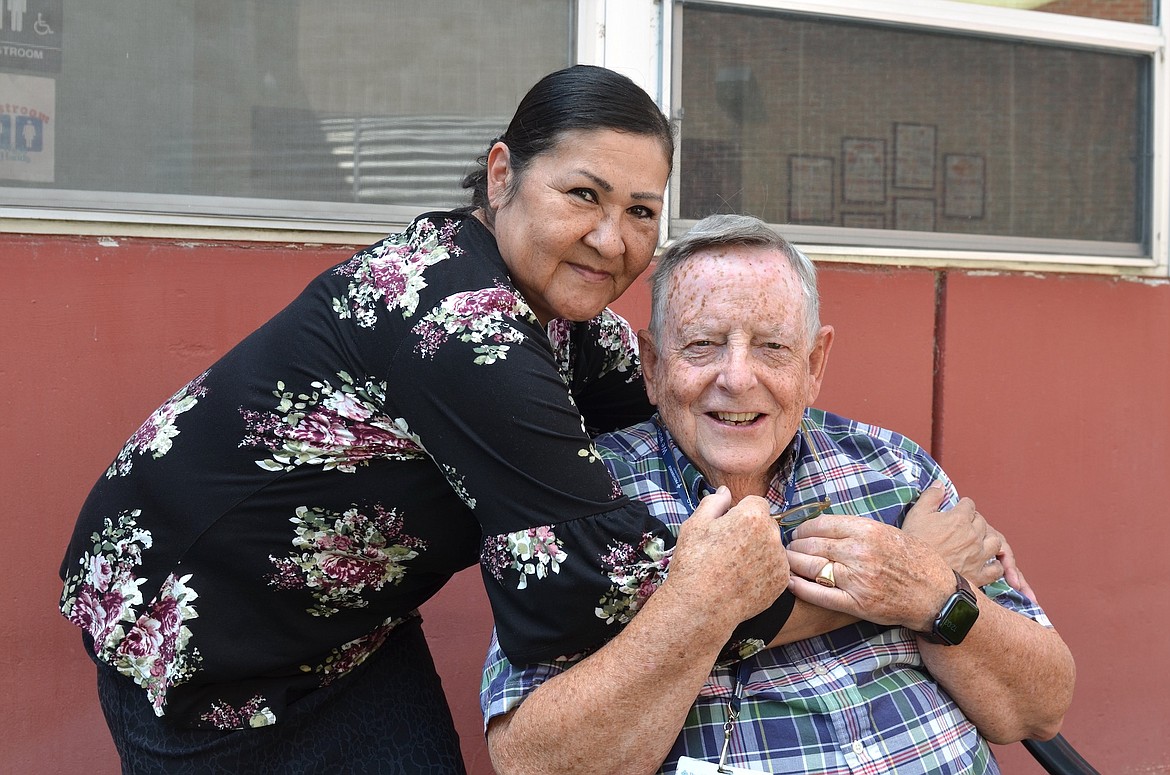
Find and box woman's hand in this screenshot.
[902,482,1036,600]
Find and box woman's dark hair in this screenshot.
[462,64,675,218]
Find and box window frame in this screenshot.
[662,0,1169,274]
[0,0,593,246]
[1,0,1166,274]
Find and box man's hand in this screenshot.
[902,482,1037,600]
[665,488,791,628]
[785,516,954,632]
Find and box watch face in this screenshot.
[936,593,980,644]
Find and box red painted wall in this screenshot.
[4,233,1166,773]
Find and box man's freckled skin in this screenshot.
[644,247,829,501]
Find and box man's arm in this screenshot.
[488,490,789,775]
[915,585,1073,742]
[787,517,1075,743]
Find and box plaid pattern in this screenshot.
[482,408,1051,774]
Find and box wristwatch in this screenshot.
[917,570,980,646]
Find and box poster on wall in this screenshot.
[893,123,936,190]
[788,155,834,224]
[943,153,986,218]
[842,138,886,204]
[0,73,55,182]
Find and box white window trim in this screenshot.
[658,0,1169,275]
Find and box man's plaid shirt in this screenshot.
[482,407,1051,774]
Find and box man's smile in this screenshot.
[710,411,763,426]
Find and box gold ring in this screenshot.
[815,561,836,588]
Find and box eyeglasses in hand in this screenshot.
[771,497,831,528]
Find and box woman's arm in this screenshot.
[488,491,789,775]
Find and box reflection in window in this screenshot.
[679,6,1149,248]
[7,0,571,212]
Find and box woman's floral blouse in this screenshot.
[58,211,676,730]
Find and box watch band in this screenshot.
[917,570,980,646]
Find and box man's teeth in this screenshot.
[714,412,759,424]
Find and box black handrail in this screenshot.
[1022,734,1101,775]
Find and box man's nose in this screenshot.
[583,211,625,259]
[717,347,757,393]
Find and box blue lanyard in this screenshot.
[656,420,705,512]
[716,662,754,772]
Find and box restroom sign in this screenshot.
[0,74,54,182]
[0,0,63,74]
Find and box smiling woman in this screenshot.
[54,65,743,775]
[484,130,669,324]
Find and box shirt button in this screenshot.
[813,662,829,675]
[852,741,867,758]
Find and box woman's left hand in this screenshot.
[901,481,1037,600]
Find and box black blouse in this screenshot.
[59,211,787,730]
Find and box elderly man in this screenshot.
[481,214,1075,775]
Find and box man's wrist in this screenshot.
[917,570,980,646]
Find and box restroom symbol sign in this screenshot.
[0,114,44,152]
[0,0,63,73]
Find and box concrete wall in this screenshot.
[3,232,1167,773]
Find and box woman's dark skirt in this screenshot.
[91,617,468,774]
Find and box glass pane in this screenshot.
[951,0,1154,25]
[0,0,572,211]
[678,6,1149,247]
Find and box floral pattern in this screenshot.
[61,510,153,649]
[240,372,425,472]
[59,211,670,729]
[483,526,569,590]
[331,217,463,327]
[199,695,276,730]
[107,371,209,477]
[592,311,641,380]
[267,504,427,616]
[729,638,767,662]
[413,284,534,365]
[546,311,640,388]
[116,573,202,716]
[594,533,671,625]
[314,615,408,687]
[60,511,202,717]
[440,463,476,509]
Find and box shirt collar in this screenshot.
[651,413,804,510]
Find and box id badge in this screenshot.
[676,755,772,774]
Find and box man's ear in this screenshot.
[485,142,512,211]
[805,324,834,405]
[637,329,660,407]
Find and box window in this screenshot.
[670,0,1165,266]
[0,0,573,233]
